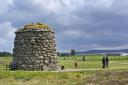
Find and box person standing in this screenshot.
[83,56,86,61]
[105,55,109,69]
[75,61,78,68]
[102,56,106,69]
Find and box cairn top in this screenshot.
[16,23,53,32]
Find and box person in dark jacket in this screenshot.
[105,55,109,69]
[102,56,106,69]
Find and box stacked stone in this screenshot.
[13,23,58,71]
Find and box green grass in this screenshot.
[59,55,128,69]
[0,70,96,85]
[0,55,127,85]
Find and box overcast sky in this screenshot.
[1,0,128,52]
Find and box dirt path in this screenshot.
[44,67,128,72]
[1,62,128,72]
[59,67,128,72]
[2,67,128,72]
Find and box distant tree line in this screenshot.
[57,49,76,57]
[0,52,12,57]
[57,52,70,56]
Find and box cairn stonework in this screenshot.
[13,23,58,71]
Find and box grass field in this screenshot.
[59,55,128,69]
[0,55,127,85]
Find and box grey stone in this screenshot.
[12,23,58,71]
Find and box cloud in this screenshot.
[1,0,128,52]
[0,0,13,14]
[0,22,16,52]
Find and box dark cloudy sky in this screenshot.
[0,0,128,52]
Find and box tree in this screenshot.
[0,52,12,57]
[70,49,76,56]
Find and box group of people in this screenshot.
[102,55,109,69]
[61,55,109,70]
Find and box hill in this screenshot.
[77,49,128,55]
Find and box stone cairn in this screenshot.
[13,23,58,71]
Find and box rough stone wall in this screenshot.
[13,26,58,71]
